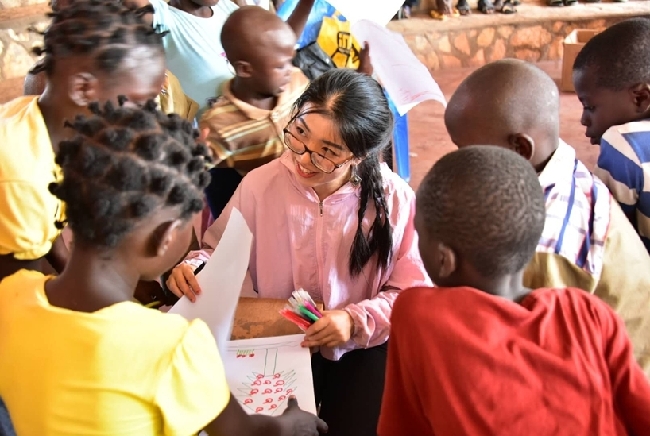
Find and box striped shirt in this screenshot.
[535,140,610,281]
[199,68,309,175]
[595,121,650,253]
[524,140,650,377]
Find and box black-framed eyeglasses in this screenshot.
[283,128,353,174]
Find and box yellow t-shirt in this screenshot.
[0,270,230,436]
[0,96,62,260]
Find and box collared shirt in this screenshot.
[595,120,650,253]
[524,140,650,377]
[0,96,63,260]
[199,68,309,175]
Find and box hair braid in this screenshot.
[49,98,212,249]
[350,152,392,276]
[30,0,163,77]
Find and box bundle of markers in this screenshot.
[279,289,323,331]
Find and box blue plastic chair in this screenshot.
[386,92,411,182]
[0,398,15,436]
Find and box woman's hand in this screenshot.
[166,263,202,302]
[301,310,354,348]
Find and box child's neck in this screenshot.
[38,92,79,152]
[461,271,530,302]
[44,246,139,313]
[169,0,214,18]
[230,78,278,111]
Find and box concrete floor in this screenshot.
[406,60,597,190]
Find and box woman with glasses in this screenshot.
[167,68,431,436]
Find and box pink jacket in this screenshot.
[183,151,431,360]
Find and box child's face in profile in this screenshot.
[249,26,297,97]
[573,67,643,145]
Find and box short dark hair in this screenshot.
[31,0,163,78]
[50,99,212,248]
[292,69,394,277]
[417,146,546,278]
[573,18,650,90]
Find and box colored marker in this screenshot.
[298,305,319,323]
[303,301,322,318]
[280,310,311,330]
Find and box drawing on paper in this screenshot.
[224,335,317,416]
[234,347,298,415]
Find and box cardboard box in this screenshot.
[231,297,324,340]
[561,29,599,93]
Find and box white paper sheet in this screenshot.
[326,0,404,25]
[168,208,253,356]
[351,20,447,116]
[223,335,317,416]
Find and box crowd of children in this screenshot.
[0,0,650,434]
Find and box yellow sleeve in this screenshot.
[0,180,61,260]
[594,200,650,378]
[154,320,231,436]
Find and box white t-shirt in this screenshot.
[150,0,239,111]
[240,0,271,9]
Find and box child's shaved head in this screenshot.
[416,145,546,280]
[220,6,297,98]
[444,59,560,168]
[221,6,295,63]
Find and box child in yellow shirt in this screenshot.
[0,99,327,436]
[0,0,169,282]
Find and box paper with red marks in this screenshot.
[223,335,317,415]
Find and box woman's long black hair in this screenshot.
[291,68,394,276]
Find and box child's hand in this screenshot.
[301,310,354,348]
[357,42,373,76]
[278,396,328,435]
[167,264,202,302]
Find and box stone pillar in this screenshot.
[0,0,50,100]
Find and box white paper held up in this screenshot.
[351,20,447,116]
[223,335,317,416]
[168,208,253,356]
[326,0,404,26]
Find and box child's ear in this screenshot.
[232,60,254,79]
[150,220,183,258]
[438,242,457,279]
[507,133,535,162]
[630,83,650,113]
[68,72,98,107]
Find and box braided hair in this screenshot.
[292,69,394,276]
[49,99,212,249]
[31,0,163,77]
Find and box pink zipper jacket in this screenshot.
[182,151,432,360]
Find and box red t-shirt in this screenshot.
[378,287,650,436]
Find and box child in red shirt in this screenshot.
[378,146,650,436]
